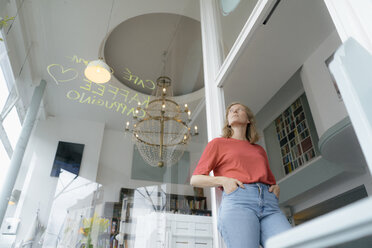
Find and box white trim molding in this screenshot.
[200,1,226,247]
[215,0,276,88]
[267,197,372,248]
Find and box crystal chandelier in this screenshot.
[125,76,198,167]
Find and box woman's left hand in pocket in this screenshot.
[269,184,280,199]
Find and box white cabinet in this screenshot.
[133,213,213,248]
[166,214,213,248]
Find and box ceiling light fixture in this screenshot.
[84,0,115,84]
[125,75,198,167]
[125,47,198,167]
[84,57,111,84]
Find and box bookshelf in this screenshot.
[167,194,211,215]
[119,187,211,216]
[275,96,317,175]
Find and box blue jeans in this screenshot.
[218,183,291,248]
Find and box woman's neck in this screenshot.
[231,125,248,141]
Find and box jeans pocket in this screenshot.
[272,192,279,201]
[225,186,240,196]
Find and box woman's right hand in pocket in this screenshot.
[222,177,245,194]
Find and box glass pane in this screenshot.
[42,170,104,247]
[1,1,214,248]
[217,0,260,59]
[2,106,21,148]
[0,66,9,111]
[42,170,213,248]
[0,140,10,188]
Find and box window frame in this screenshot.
[0,27,22,159]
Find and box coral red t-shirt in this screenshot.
[192,137,276,185]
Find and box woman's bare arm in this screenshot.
[190,175,245,193]
[190,175,226,187]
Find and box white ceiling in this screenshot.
[5,0,336,132]
[223,0,336,114]
[17,0,203,130]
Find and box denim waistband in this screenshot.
[243,183,270,189]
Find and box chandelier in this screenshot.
[125,76,198,167]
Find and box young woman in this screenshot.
[190,102,291,248]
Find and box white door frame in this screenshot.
[200,0,372,247]
[199,0,280,247]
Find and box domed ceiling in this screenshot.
[104,13,204,96]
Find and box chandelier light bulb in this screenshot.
[194,125,198,135]
[163,88,166,93]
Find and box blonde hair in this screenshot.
[222,102,260,144]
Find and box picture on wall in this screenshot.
[50,141,85,177]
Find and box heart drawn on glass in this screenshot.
[47,64,79,85]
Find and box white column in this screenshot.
[0,80,46,224]
[200,1,225,247]
[200,0,225,139]
[323,0,372,53]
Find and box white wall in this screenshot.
[254,30,372,216]
[12,117,104,244]
[300,31,348,138]
[282,31,372,214]
[256,68,305,141]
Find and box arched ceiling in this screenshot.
[104,13,204,96]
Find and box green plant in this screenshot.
[80,213,110,248]
[0,16,15,41]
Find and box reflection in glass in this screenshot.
[220,0,241,16]
[43,170,103,247]
[107,186,212,247]
[217,0,259,59]
[43,177,213,248]
[2,1,214,247]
